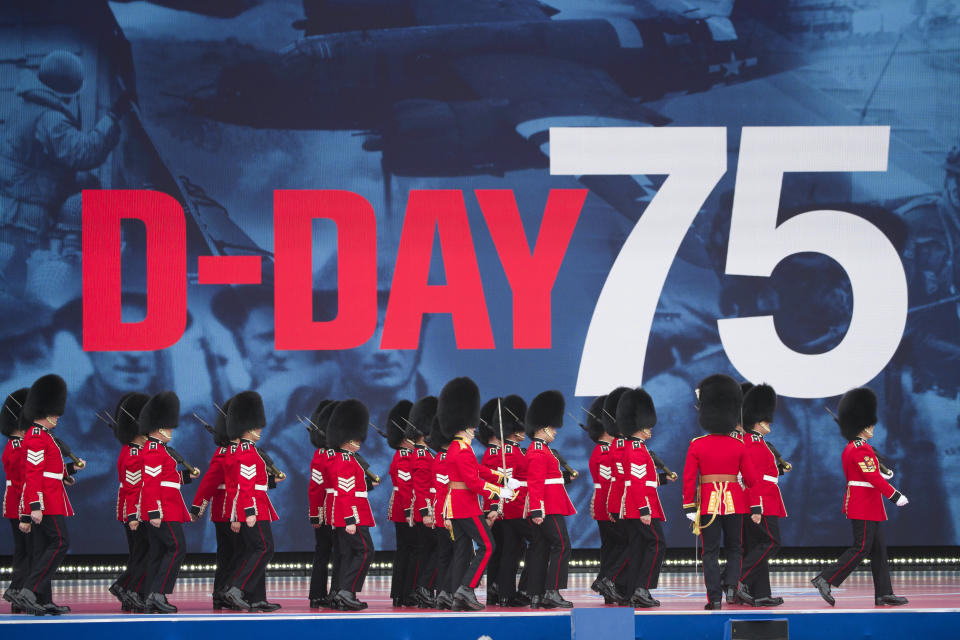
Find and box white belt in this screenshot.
[624,480,630,487]
[254,484,268,491]
[217,484,226,490]
[355,491,368,498]
[646,481,658,488]
[594,483,602,488]
[763,474,779,484]
[545,478,564,485]
[392,486,398,491]
[326,488,335,494]
[848,480,873,488]
[43,472,63,480]
[5,480,11,486]
[430,488,436,493]
[160,481,181,489]
[514,480,527,487]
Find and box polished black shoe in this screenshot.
[513,590,532,606]
[452,585,484,611]
[752,596,784,607]
[529,595,544,609]
[2,587,18,604]
[309,596,326,609]
[597,577,624,603]
[109,581,126,605]
[811,576,835,606]
[724,585,737,604]
[631,588,659,608]
[222,586,252,612]
[333,590,366,611]
[590,578,603,594]
[14,589,49,616]
[250,601,282,612]
[125,592,146,612]
[44,602,70,615]
[704,601,722,610]
[734,581,754,606]
[487,582,499,602]
[875,594,909,606]
[543,590,574,609]
[145,593,177,614]
[435,591,454,610]
[414,586,437,608]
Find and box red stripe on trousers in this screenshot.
[828,522,868,584]
[469,516,492,588]
[553,516,566,590]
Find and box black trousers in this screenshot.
[497,518,532,599]
[699,514,743,603]
[337,526,374,594]
[623,518,666,593]
[607,519,631,592]
[527,514,571,596]
[391,522,416,598]
[213,521,241,594]
[414,522,437,589]
[820,519,892,597]
[117,524,150,594]
[7,518,33,591]
[309,524,334,599]
[487,519,504,589]
[450,515,494,589]
[232,520,275,602]
[145,521,186,595]
[433,526,455,593]
[27,514,69,603]
[740,515,781,599]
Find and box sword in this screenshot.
[497,398,508,513]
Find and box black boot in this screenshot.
[44,602,71,615]
[704,600,722,610]
[598,577,624,603]
[333,590,366,611]
[452,585,484,611]
[631,587,658,608]
[222,586,252,611]
[14,589,49,616]
[250,601,282,612]
[513,590,531,606]
[435,591,453,610]
[734,581,754,606]
[752,596,783,607]
[126,592,146,612]
[875,594,908,606]
[145,593,177,614]
[724,584,737,604]
[811,576,835,606]
[414,586,437,608]
[529,594,544,609]
[542,590,573,609]
[309,596,326,609]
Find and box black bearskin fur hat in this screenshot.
[477,398,498,446]
[116,392,149,445]
[617,388,657,435]
[742,383,777,428]
[1,388,28,437]
[602,387,629,437]
[138,391,180,435]
[695,374,742,434]
[408,396,438,442]
[227,391,266,440]
[585,395,606,443]
[23,374,67,423]
[438,377,481,440]
[837,387,877,441]
[213,396,235,447]
[307,399,333,450]
[525,390,564,438]
[386,399,413,450]
[326,399,369,449]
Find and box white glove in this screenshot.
[896,494,909,507]
[500,486,515,501]
[507,478,522,491]
[686,512,697,522]
[880,469,894,480]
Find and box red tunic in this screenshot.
[743,432,787,517]
[620,438,665,520]
[141,439,190,522]
[841,438,901,521]
[588,442,612,522]
[330,450,375,527]
[2,437,24,519]
[321,449,337,523]
[116,444,143,522]
[431,448,450,519]
[191,446,231,523]
[308,448,328,525]
[443,438,500,519]
[525,439,575,519]
[681,433,761,516]
[411,445,435,521]
[388,448,415,522]
[605,438,628,517]
[479,445,502,514]
[500,441,528,520]
[21,425,73,517]
[231,440,279,522]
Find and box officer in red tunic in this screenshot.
[524,390,576,609]
[15,374,72,616]
[327,399,377,611]
[682,374,761,610]
[601,387,631,602]
[812,388,909,607]
[138,391,193,614]
[221,391,282,613]
[306,399,335,608]
[439,377,515,611]
[385,399,417,607]
[428,417,456,609]
[476,399,504,602]
[738,383,786,607]
[2,388,30,613]
[585,394,618,603]
[109,392,150,612]
[408,396,438,608]
[616,388,666,608]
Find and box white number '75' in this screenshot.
[551,126,907,399]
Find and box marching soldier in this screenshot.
[476,400,504,603]
[811,388,909,607]
[524,390,576,609]
[138,391,192,614]
[385,399,416,607]
[15,374,72,616]
[221,391,282,613]
[491,395,531,607]
[327,399,377,611]
[586,394,619,604]
[681,374,761,610]
[2,388,29,613]
[109,392,150,612]
[408,396,438,608]
[307,399,336,608]
[738,383,786,607]
[428,417,455,609]
[439,377,515,611]
[601,387,631,602]
[616,388,666,608]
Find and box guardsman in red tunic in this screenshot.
[138,391,193,614]
[221,391,282,613]
[812,388,909,607]
[306,399,335,609]
[428,417,455,609]
[408,396,438,608]
[681,374,761,610]
[616,388,666,608]
[190,396,243,610]
[15,374,72,616]
[385,399,417,607]
[2,388,29,613]
[327,399,377,611]
[476,399,504,603]
[584,394,618,603]
[109,392,150,612]
[600,387,631,601]
[524,390,576,609]
[738,383,787,607]
[439,377,515,611]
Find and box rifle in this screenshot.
[299,415,380,485]
[5,399,84,472]
[214,404,285,479]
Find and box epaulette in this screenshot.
[853,440,864,448]
[534,441,544,450]
[417,448,426,457]
[12,439,20,448]
[632,440,641,449]
[149,441,159,450]
[600,443,609,452]
[751,434,762,443]
[218,447,226,455]
[505,444,513,454]
[342,452,350,461]
[129,446,139,455]
[241,442,251,451]
[400,449,410,457]
[458,440,470,451]
[616,438,625,446]
[690,434,709,443]
[326,449,336,457]
[31,427,42,435]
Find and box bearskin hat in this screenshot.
[438,377,481,440]
[836,387,877,441]
[426,415,447,452]
[477,398,498,446]
[501,395,527,435]
[1,388,28,438]
[116,392,149,445]
[326,399,369,449]
[525,390,564,438]
[695,374,742,434]
[616,388,657,435]
[742,383,777,428]
[23,374,67,424]
[307,399,334,449]
[226,391,266,440]
[386,399,413,450]
[213,396,235,447]
[138,391,180,435]
[585,395,606,443]
[602,387,629,437]
[408,396,438,441]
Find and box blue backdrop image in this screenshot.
[1,0,958,553]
